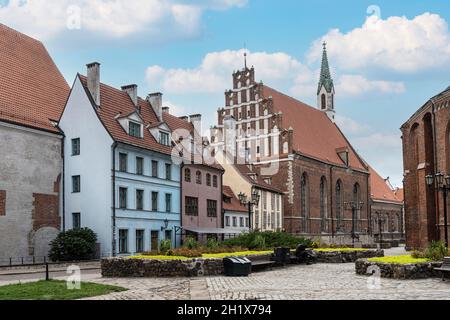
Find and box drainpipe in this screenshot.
[61,135,66,232]
[329,165,334,238]
[111,142,118,257]
[367,173,371,236]
[430,98,440,240]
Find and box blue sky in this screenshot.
[1,0,449,187]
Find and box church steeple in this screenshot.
[317,42,335,121]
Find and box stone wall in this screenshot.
[315,250,384,263]
[355,259,443,279]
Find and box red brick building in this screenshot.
[401,86,450,249]
[211,45,373,245]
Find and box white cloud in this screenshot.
[337,75,406,96]
[353,133,402,149]
[307,13,450,72]
[335,115,370,135]
[0,0,246,40]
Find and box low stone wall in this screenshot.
[355,259,443,279]
[315,250,384,263]
[101,254,273,278]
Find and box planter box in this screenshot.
[355,259,443,279]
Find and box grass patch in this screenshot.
[313,248,369,252]
[129,250,273,260]
[0,280,126,300]
[368,255,431,265]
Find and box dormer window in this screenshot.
[129,121,142,138]
[159,131,170,146]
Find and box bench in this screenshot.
[434,257,450,281]
[248,255,276,272]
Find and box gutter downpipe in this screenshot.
[62,135,66,232]
[112,142,118,257]
[330,165,334,239]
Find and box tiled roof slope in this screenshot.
[369,166,402,203]
[262,85,367,171]
[0,23,69,133]
[223,185,248,213]
[234,162,284,194]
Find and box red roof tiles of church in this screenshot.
[369,166,402,203]
[0,23,69,133]
[262,85,367,171]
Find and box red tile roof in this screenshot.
[0,23,69,133]
[262,85,367,171]
[369,166,402,203]
[223,185,247,213]
[394,188,404,202]
[234,162,284,194]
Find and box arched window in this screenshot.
[206,173,211,186]
[320,177,328,232]
[353,183,361,232]
[196,171,202,184]
[335,180,343,232]
[301,173,309,233]
[213,175,218,188]
[321,94,326,110]
[185,168,191,182]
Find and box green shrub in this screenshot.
[249,234,266,249]
[160,239,172,254]
[206,238,220,250]
[49,228,97,262]
[223,231,313,249]
[183,236,199,250]
[166,247,202,258]
[425,241,447,261]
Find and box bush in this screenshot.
[223,231,313,249]
[411,241,448,261]
[183,236,199,250]
[206,238,220,250]
[166,247,202,258]
[49,228,97,262]
[160,239,172,254]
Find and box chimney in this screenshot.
[179,116,189,121]
[162,106,170,114]
[189,114,202,133]
[86,62,101,106]
[121,84,138,108]
[147,92,163,121]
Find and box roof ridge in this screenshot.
[0,23,44,45]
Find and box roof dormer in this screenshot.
[336,147,349,167]
[117,111,144,139]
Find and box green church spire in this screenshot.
[317,42,334,95]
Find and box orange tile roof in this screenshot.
[369,166,402,203]
[0,23,69,133]
[394,188,404,202]
[234,162,284,194]
[223,185,248,213]
[262,85,367,171]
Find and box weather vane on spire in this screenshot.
[322,41,327,50]
[244,42,248,69]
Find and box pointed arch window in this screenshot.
[335,180,343,232]
[320,177,328,232]
[301,173,310,233]
[353,183,361,232]
[321,94,326,110]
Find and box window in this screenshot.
[336,180,343,232]
[185,168,191,182]
[320,177,328,232]
[71,138,80,156]
[185,197,198,216]
[206,174,211,186]
[151,192,158,212]
[129,121,142,138]
[240,217,244,227]
[213,175,218,188]
[72,212,81,230]
[196,171,202,184]
[119,229,128,254]
[165,163,172,180]
[159,131,170,146]
[225,216,230,227]
[207,200,217,217]
[72,175,80,193]
[165,230,172,242]
[136,189,144,210]
[165,194,172,213]
[135,230,144,253]
[136,157,144,175]
[300,173,309,233]
[119,153,128,172]
[151,160,158,178]
[232,217,237,227]
[353,183,361,232]
[245,217,249,228]
[321,94,326,110]
[119,187,127,209]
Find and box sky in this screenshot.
[1,0,449,187]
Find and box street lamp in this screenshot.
[344,201,364,247]
[425,172,449,248]
[239,190,261,230]
[161,218,169,232]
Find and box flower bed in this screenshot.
[313,249,384,263]
[355,256,442,279]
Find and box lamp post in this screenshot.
[425,173,449,248]
[238,190,261,231]
[344,201,364,247]
[161,218,169,232]
[375,211,384,250]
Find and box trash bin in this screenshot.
[273,247,291,265]
[223,257,252,277]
